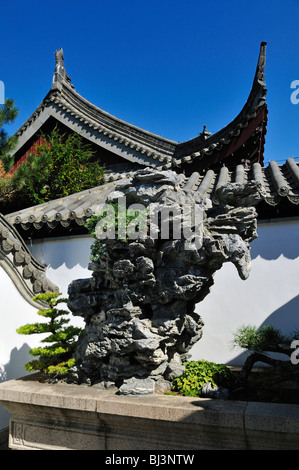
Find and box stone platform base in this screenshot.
[1,375,299,450]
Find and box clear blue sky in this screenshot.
[1,0,299,165]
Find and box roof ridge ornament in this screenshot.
[257,41,267,85]
[52,48,74,89]
[198,125,212,140]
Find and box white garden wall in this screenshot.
[0,270,43,428]
[0,235,91,430]
[190,218,299,365]
[0,219,298,430]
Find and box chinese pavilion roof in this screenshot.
[11,43,268,174]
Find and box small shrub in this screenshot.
[17,292,82,379]
[171,360,232,397]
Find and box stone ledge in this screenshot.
[0,376,299,450]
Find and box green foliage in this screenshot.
[232,324,299,387]
[233,324,296,354]
[85,202,148,261]
[0,98,19,171]
[17,292,82,378]
[11,127,105,205]
[171,360,232,397]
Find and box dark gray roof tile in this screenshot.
[5,160,299,234]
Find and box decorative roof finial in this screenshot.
[52,48,74,88]
[199,125,212,140]
[256,41,267,85]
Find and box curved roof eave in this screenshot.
[172,42,268,169]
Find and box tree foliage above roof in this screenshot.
[0,98,19,171]
[0,127,105,210]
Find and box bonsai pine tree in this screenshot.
[233,324,299,385]
[17,292,82,380]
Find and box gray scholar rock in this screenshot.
[67,168,264,393]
